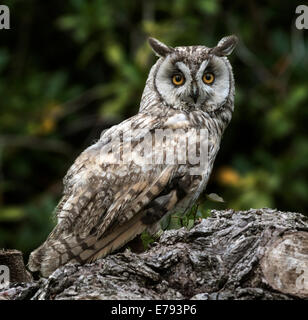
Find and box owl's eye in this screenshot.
[172,73,185,86]
[202,72,215,84]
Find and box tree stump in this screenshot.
[0,249,32,284]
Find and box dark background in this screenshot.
[0,0,307,258]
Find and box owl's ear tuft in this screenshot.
[148,37,174,57]
[211,35,238,56]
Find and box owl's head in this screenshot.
[145,36,238,113]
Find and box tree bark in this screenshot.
[0,249,32,284]
[0,208,308,300]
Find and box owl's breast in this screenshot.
[163,112,190,129]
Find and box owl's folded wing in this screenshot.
[28,113,195,277]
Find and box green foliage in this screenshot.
[0,0,308,258]
[140,231,156,250]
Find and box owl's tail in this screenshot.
[28,213,147,277]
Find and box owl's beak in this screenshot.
[190,84,199,103]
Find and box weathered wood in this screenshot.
[0,208,307,300]
[261,231,308,298]
[0,249,32,285]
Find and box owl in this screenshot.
[28,35,238,277]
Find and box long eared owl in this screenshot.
[28,35,238,277]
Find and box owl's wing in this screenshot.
[86,164,182,263]
[28,113,193,277]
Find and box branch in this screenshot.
[1,208,308,300]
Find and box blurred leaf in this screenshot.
[206,193,225,203]
[105,43,125,66]
[0,206,25,222]
[197,0,220,15]
[217,167,241,186]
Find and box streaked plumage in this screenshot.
[28,35,238,277]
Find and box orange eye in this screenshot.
[172,74,185,86]
[203,72,215,84]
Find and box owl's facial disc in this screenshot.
[154,51,232,112]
